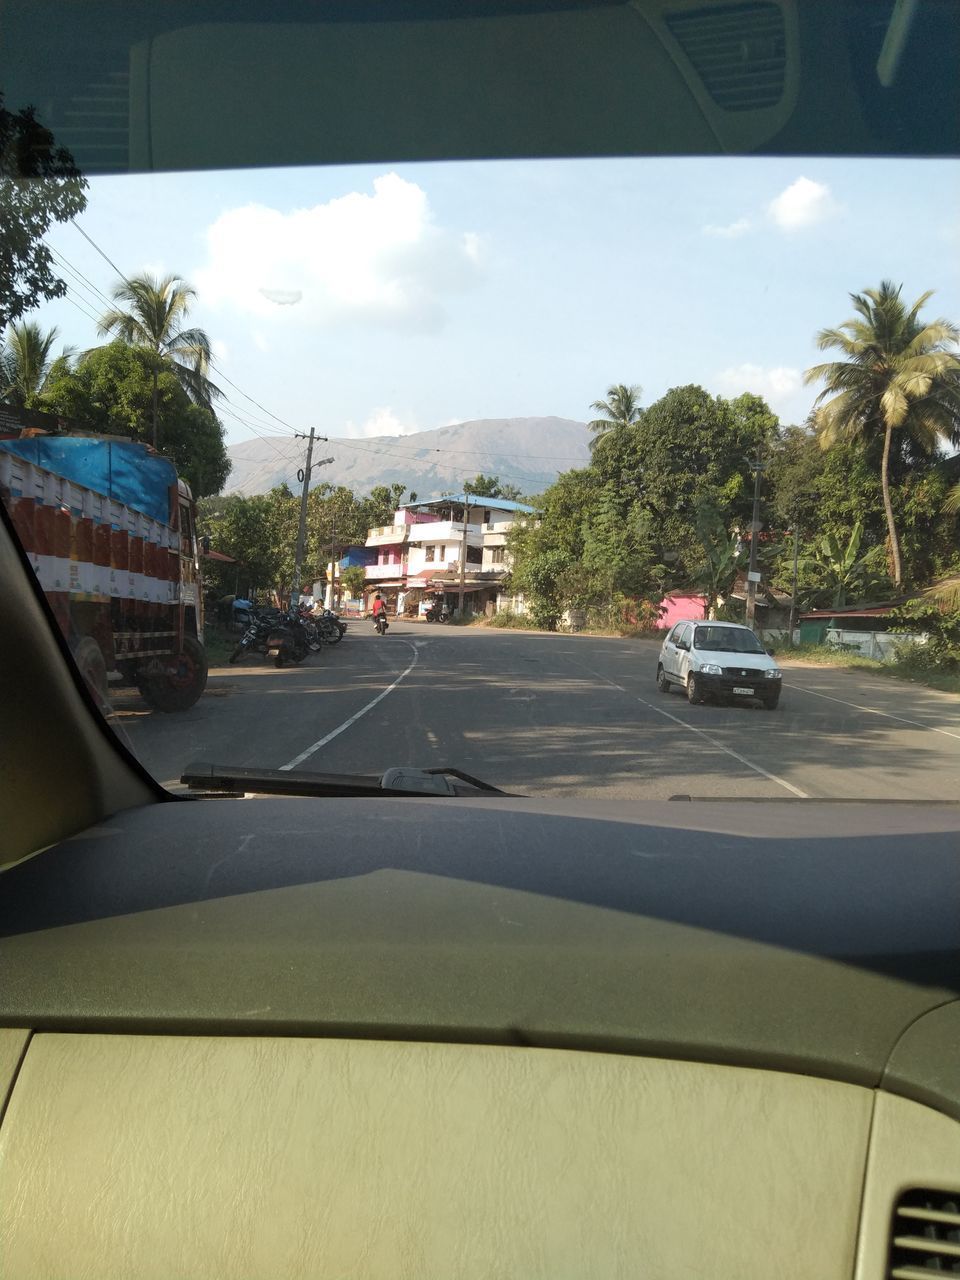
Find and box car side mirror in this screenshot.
[676,641,688,652]
[766,647,775,656]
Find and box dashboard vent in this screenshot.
[52,69,130,175]
[665,2,786,112]
[889,1189,960,1278]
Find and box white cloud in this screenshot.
[716,363,803,414]
[768,177,838,231]
[702,217,752,239]
[343,407,419,439]
[195,173,482,331]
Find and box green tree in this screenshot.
[1,321,71,407]
[41,340,230,497]
[97,272,220,449]
[592,385,778,587]
[464,473,503,497]
[805,281,960,586]
[588,383,643,440]
[0,93,88,328]
[340,565,368,600]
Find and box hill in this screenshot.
[222,416,590,498]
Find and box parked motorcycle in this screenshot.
[425,601,452,623]
[229,606,308,667]
[321,608,348,639]
[315,609,345,645]
[294,606,323,652]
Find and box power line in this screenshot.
[66,219,554,488]
[59,289,102,326]
[48,245,115,313]
[67,220,305,466]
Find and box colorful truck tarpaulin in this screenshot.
[0,437,177,526]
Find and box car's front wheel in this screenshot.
[686,674,703,705]
[762,691,781,710]
[656,663,671,693]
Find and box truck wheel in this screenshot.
[138,636,208,712]
[115,660,140,687]
[72,635,110,708]
[73,636,137,752]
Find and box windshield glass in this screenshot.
[694,628,765,655]
[2,143,958,802]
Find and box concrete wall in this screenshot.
[824,628,926,662]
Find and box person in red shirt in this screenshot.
[371,592,388,633]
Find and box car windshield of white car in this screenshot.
[694,628,765,655]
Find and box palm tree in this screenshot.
[588,383,643,439]
[97,272,219,448]
[804,281,960,586]
[0,321,69,407]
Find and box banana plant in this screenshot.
[797,520,887,609]
[687,506,744,619]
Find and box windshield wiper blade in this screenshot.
[180,762,515,798]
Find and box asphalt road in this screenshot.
[117,624,960,802]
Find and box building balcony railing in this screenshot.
[405,520,482,543]
[365,525,409,547]
[365,561,407,579]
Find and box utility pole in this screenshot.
[290,430,334,607]
[788,521,800,643]
[457,485,471,619]
[744,445,765,632]
[325,516,337,610]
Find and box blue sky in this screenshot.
[39,156,959,452]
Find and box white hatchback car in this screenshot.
[657,620,783,710]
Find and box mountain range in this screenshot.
[222,416,591,499]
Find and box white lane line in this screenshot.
[279,640,419,771]
[633,694,809,798]
[576,661,807,798]
[787,680,960,742]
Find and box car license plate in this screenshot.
[733,686,754,695]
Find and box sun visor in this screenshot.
[127,8,721,172]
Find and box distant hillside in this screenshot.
[222,416,590,499]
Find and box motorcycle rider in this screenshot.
[371,592,388,633]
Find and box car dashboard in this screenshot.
[1,794,959,1278]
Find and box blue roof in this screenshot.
[405,494,536,514]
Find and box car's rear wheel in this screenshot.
[686,674,702,704]
[656,663,671,693]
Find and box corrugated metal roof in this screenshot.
[403,494,536,514]
[800,605,895,618]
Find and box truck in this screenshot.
[0,432,208,712]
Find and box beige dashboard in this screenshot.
[1,1030,957,1279]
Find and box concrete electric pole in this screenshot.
[290,429,334,607]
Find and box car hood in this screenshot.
[695,648,779,670]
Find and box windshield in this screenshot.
[2,120,958,804]
[694,628,765,655]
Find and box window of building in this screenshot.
[425,545,435,562]
[466,545,482,564]
[490,546,505,564]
